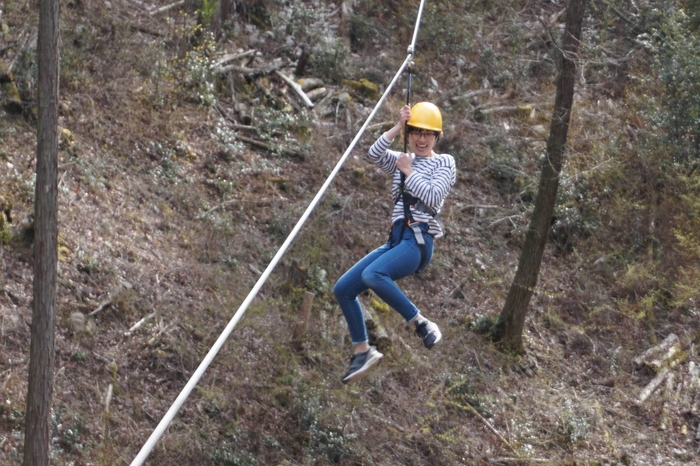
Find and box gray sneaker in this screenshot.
[416,320,442,349]
[342,346,384,384]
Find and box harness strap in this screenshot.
[393,171,430,273]
[409,222,425,246]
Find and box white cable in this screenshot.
[130,55,414,466]
[408,0,427,55]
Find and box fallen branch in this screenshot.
[128,23,162,37]
[235,134,304,159]
[450,88,491,103]
[444,277,469,302]
[142,406,156,424]
[89,298,113,316]
[217,60,286,78]
[214,103,257,130]
[371,414,405,433]
[275,70,314,108]
[211,49,257,72]
[148,323,177,346]
[637,366,670,404]
[449,401,518,455]
[124,312,156,336]
[461,204,501,212]
[475,105,531,116]
[92,351,112,364]
[105,384,113,413]
[149,0,184,16]
[634,333,679,369]
[488,214,522,228]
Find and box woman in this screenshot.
[333,102,457,384]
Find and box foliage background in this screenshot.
[1,0,700,464]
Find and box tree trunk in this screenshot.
[495,0,588,354]
[23,0,60,463]
[213,0,234,40]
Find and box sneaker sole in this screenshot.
[342,352,384,384]
[425,333,442,349]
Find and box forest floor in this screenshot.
[1,1,699,465]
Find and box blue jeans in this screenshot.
[333,221,434,345]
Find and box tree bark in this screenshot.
[496,0,588,354]
[23,0,60,463]
[213,0,234,40]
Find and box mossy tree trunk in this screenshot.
[495,0,588,354]
[23,0,60,463]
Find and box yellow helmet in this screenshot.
[408,102,442,133]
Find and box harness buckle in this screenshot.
[408,221,426,246]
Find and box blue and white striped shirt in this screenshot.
[368,134,456,238]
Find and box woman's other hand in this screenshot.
[396,152,415,176]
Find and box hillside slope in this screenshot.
[1,0,699,464]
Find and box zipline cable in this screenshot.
[130,2,427,464]
[130,56,416,466]
[408,0,426,56]
[404,62,412,153]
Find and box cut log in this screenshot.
[306,87,328,102]
[297,77,324,92]
[634,333,680,369]
[217,60,286,78]
[275,70,314,108]
[637,366,670,404]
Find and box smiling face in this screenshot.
[407,127,439,157]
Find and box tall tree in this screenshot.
[23,0,60,463]
[495,0,588,354]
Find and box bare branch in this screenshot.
[148,0,185,16]
[275,70,315,109]
[637,367,670,404]
[449,401,518,455]
[217,60,287,78]
[210,50,257,72]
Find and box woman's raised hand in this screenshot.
[399,105,411,125]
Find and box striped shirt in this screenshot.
[368,134,456,238]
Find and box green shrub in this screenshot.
[637,10,700,163]
[308,38,349,84]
